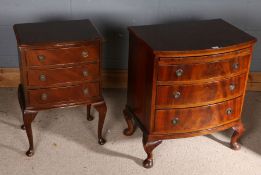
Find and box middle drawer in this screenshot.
[156,74,246,108]
[27,63,99,87]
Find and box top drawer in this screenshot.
[157,54,250,82]
[25,41,99,67]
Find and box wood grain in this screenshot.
[27,63,99,87]
[125,19,256,168]
[158,48,251,64]
[0,68,20,87]
[156,73,246,108]
[27,82,100,106]
[154,97,242,134]
[157,55,250,82]
[14,20,108,157]
[126,32,156,131]
[2,68,261,91]
[0,68,128,88]
[25,42,99,67]
[101,70,128,88]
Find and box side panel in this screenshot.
[126,32,155,132]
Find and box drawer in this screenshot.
[26,42,99,66]
[28,82,99,106]
[157,54,250,81]
[154,97,242,134]
[156,74,246,108]
[27,63,99,87]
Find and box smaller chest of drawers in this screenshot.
[14,19,107,157]
[123,19,257,168]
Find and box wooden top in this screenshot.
[13,19,102,47]
[128,19,256,53]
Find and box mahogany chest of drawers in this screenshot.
[14,19,107,156]
[123,19,257,168]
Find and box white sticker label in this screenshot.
[211,46,220,49]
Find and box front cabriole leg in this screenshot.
[230,121,245,150]
[93,101,107,145]
[142,134,162,168]
[23,110,38,156]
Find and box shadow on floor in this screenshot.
[1,88,261,164]
[206,92,261,155]
[19,89,143,166]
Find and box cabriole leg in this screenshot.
[230,122,245,150]
[142,134,162,168]
[93,101,107,145]
[123,108,136,136]
[87,104,94,121]
[18,84,26,130]
[23,110,37,157]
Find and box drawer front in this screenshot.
[158,55,250,81]
[27,63,99,86]
[154,97,242,134]
[156,74,246,108]
[26,42,99,66]
[28,82,99,105]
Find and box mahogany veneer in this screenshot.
[123,19,257,168]
[14,19,107,156]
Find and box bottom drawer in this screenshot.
[28,82,99,106]
[154,97,242,134]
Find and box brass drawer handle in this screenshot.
[172,118,179,125]
[226,108,233,115]
[173,91,181,99]
[176,69,183,77]
[39,74,46,81]
[229,84,235,91]
[38,55,45,62]
[83,88,89,96]
[232,63,239,70]
[82,70,88,77]
[41,93,48,100]
[81,51,89,58]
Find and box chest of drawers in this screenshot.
[14,19,107,157]
[123,19,257,168]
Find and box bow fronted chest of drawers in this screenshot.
[123,19,257,168]
[14,19,107,156]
